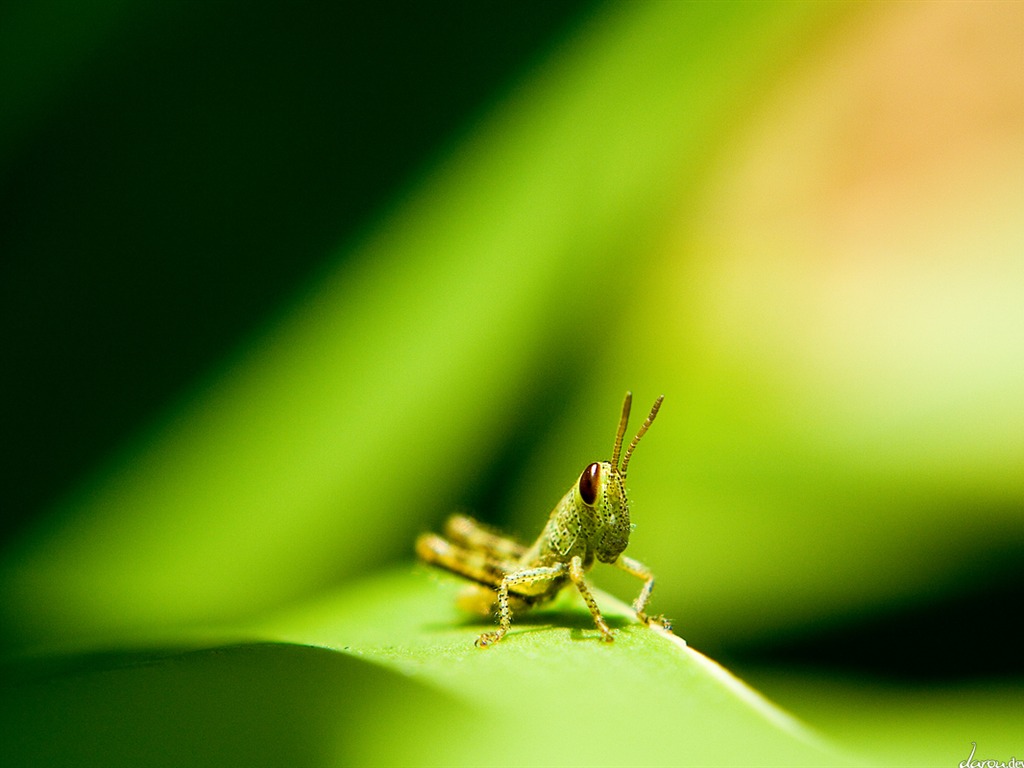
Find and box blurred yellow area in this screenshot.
[592,0,1024,644]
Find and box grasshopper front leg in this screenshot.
[476,563,566,648]
[568,555,615,642]
[614,554,669,629]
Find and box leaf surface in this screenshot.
[0,567,860,767]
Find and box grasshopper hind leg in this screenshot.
[442,514,527,560]
[415,530,531,619]
[416,532,514,589]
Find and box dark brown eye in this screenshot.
[578,463,600,506]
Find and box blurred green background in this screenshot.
[2,1,1022,765]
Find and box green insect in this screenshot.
[416,391,667,647]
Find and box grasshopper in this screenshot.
[416,392,666,647]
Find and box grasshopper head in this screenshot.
[577,392,663,563]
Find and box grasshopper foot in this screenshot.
[475,631,503,648]
[638,612,672,632]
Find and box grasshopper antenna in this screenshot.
[611,391,633,471]
[620,395,663,475]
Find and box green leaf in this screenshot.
[0,567,861,767]
[260,568,860,767]
[0,639,473,768]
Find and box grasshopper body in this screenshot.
[416,392,666,647]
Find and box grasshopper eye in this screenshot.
[578,462,600,506]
